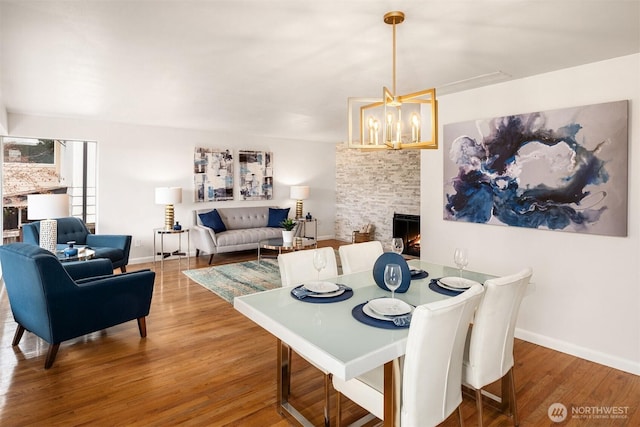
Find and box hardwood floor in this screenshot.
[1,239,638,426]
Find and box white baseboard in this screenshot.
[129,255,156,265]
[515,328,640,376]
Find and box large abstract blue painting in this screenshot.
[443,100,628,236]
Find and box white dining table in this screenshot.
[233,259,495,427]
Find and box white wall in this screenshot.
[422,54,639,375]
[6,115,337,262]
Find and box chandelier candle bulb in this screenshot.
[368,117,375,144]
[411,113,420,143]
[374,120,380,144]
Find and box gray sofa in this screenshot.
[192,206,291,264]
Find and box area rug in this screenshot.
[182,259,281,303]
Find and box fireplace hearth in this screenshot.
[393,213,420,257]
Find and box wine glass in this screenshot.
[384,263,403,305]
[453,248,468,278]
[391,238,404,255]
[313,249,327,282]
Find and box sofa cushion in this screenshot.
[199,209,227,233]
[267,208,290,228]
[215,227,283,248]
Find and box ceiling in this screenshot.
[1,1,638,143]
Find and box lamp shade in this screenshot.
[27,194,69,220]
[155,187,182,205]
[290,186,309,200]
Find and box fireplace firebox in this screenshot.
[393,213,420,257]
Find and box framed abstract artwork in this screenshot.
[194,147,234,202]
[443,100,628,237]
[239,150,273,200]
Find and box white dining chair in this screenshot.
[333,284,485,427]
[277,246,338,427]
[277,246,338,286]
[462,267,533,427]
[338,240,384,274]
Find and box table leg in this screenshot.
[277,339,292,402]
[153,232,157,269]
[323,373,332,427]
[383,360,399,427]
[276,340,315,427]
[160,233,164,271]
[178,232,182,270]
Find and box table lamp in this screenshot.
[155,187,182,230]
[290,185,309,220]
[27,193,70,253]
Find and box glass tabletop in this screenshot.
[56,247,96,262]
[234,259,494,381]
[259,237,316,250]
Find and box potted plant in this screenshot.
[280,218,296,243]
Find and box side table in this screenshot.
[258,237,316,263]
[153,228,190,271]
[297,218,318,242]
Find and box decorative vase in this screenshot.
[64,241,78,257]
[372,252,412,293]
[282,230,294,243]
[173,221,182,231]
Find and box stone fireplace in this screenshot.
[393,213,420,257]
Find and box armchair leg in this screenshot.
[196,248,200,257]
[457,405,465,427]
[208,254,214,265]
[120,265,127,273]
[12,324,26,346]
[44,343,60,369]
[137,317,147,337]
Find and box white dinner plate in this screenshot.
[436,281,466,292]
[438,276,480,290]
[367,298,412,316]
[303,281,339,293]
[363,301,414,322]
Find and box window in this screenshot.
[1,137,97,244]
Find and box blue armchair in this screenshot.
[22,217,132,272]
[0,243,155,369]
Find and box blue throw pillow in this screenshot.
[267,208,290,228]
[199,209,227,233]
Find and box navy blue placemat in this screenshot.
[290,285,354,304]
[428,279,464,296]
[410,270,429,280]
[351,302,410,329]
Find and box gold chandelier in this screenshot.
[347,11,438,150]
